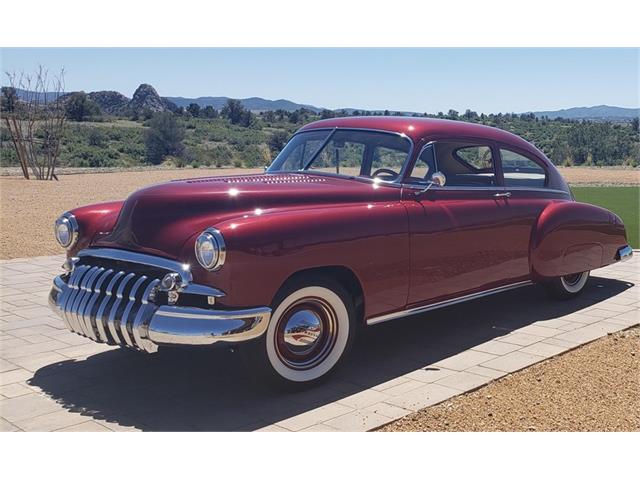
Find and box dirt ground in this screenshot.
[379,326,640,432]
[1,166,637,259]
[556,166,640,186]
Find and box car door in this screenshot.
[495,144,572,272]
[402,138,533,307]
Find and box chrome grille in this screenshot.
[59,264,161,350]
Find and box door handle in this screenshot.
[493,192,512,198]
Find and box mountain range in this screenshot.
[7,85,639,121]
[165,95,321,113]
[528,105,639,121]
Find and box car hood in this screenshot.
[92,172,394,259]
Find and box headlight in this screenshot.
[54,212,78,249]
[194,228,226,271]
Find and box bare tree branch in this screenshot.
[2,66,67,180]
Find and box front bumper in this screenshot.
[49,265,270,354]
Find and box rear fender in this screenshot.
[531,201,627,279]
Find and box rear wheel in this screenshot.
[544,271,590,299]
[242,274,356,389]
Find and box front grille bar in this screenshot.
[59,264,161,351]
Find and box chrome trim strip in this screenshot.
[78,248,193,283]
[153,306,271,321]
[401,183,569,196]
[366,281,533,326]
[147,306,271,346]
[181,283,225,297]
[616,245,633,262]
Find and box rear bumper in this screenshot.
[616,245,633,262]
[49,274,270,353]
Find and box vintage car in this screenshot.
[49,117,633,387]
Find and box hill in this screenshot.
[529,105,639,121]
[164,95,322,112]
[9,86,638,120]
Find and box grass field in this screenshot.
[572,186,639,248]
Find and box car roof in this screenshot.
[299,116,545,160]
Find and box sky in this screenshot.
[1,48,638,114]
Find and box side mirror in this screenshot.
[430,171,446,187]
[414,171,446,196]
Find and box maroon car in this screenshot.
[49,117,632,387]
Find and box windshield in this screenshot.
[267,129,412,181]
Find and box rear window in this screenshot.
[500,149,546,188]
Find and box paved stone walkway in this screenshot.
[1,253,638,432]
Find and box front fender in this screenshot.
[531,201,627,279]
[186,202,410,319]
[68,201,124,256]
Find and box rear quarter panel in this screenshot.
[531,201,627,279]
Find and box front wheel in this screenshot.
[544,271,590,299]
[242,275,356,389]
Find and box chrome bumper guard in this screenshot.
[48,254,270,353]
[616,245,633,263]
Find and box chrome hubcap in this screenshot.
[563,273,583,287]
[283,309,324,355]
[275,298,338,370]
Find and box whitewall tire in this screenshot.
[242,274,356,389]
[544,271,590,299]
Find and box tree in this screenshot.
[320,109,335,119]
[288,110,301,124]
[65,92,101,121]
[463,109,478,121]
[201,105,218,119]
[3,67,67,180]
[145,112,185,164]
[221,99,246,124]
[187,102,201,117]
[1,87,17,113]
[239,109,255,127]
[268,131,289,156]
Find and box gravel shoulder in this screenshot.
[379,327,640,432]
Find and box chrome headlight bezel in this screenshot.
[194,227,226,271]
[54,212,79,250]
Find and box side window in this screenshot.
[407,144,436,183]
[454,145,493,170]
[446,144,497,186]
[372,145,407,172]
[500,149,546,188]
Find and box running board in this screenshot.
[366,281,533,326]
